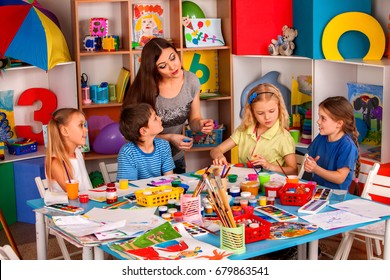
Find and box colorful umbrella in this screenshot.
[0,0,71,71]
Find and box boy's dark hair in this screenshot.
[119,103,153,143]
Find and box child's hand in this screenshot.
[200,119,214,133]
[304,155,320,173]
[172,135,193,150]
[213,156,228,166]
[251,156,270,170]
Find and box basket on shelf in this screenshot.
[6,140,38,155]
[234,214,271,243]
[278,182,316,206]
[134,186,184,207]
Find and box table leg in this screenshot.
[35,211,47,260]
[94,247,105,260]
[297,243,307,260]
[82,247,93,260]
[383,219,390,260]
[308,240,319,260]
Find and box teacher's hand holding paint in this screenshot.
[123,38,213,174]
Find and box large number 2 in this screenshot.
[15,88,58,145]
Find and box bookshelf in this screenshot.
[71,0,233,170]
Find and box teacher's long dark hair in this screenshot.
[123,38,180,110]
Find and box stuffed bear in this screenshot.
[268,25,298,56]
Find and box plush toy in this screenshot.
[268,25,298,56]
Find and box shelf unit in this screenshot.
[71,0,233,169]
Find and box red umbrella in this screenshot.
[0,0,71,71]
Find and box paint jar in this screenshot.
[227,174,238,183]
[249,223,259,229]
[266,196,275,205]
[248,173,258,181]
[249,199,257,207]
[205,204,213,215]
[162,213,171,221]
[167,199,177,209]
[200,206,204,216]
[229,186,241,197]
[264,181,283,198]
[243,205,254,215]
[240,181,259,196]
[258,172,271,193]
[142,190,152,196]
[233,198,241,206]
[167,208,178,217]
[106,183,117,204]
[173,211,184,222]
[79,194,89,203]
[158,205,168,216]
[240,191,251,199]
[231,206,242,216]
[259,196,267,206]
[240,199,249,208]
[175,201,181,211]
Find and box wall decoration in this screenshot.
[0,90,16,142]
[133,4,164,46]
[183,18,224,47]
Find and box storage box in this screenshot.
[183,18,225,48]
[134,186,184,207]
[278,182,316,206]
[185,128,224,147]
[7,141,37,155]
[234,214,271,244]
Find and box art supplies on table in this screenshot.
[312,187,332,200]
[298,199,329,214]
[254,205,298,222]
[268,222,318,240]
[44,204,84,215]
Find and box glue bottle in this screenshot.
[106,183,118,204]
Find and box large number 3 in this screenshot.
[15,88,58,145]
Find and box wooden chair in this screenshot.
[34,176,81,260]
[99,162,118,184]
[0,209,22,259]
[0,244,20,260]
[333,163,389,260]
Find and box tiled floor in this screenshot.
[1,221,378,260]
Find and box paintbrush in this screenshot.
[276,159,288,178]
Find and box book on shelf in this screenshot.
[116,67,130,103]
[132,3,164,47]
[348,82,383,161]
[183,50,219,94]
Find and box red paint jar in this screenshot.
[79,194,89,203]
[106,183,118,204]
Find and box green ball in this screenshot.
[182,1,205,18]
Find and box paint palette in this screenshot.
[298,199,329,214]
[312,187,332,200]
[254,205,298,222]
[44,204,84,215]
[181,222,213,237]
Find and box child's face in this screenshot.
[156,48,182,78]
[146,110,163,136]
[317,107,342,136]
[63,112,88,146]
[252,99,279,129]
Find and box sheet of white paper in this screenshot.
[300,209,379,230]
[44,191,68,205]
[129,174,194,189]
[52,216,126,237]
[330,198,390,218]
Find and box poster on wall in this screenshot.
[132,3,164,47]
[348,82,383,161]
[0,90,16,142]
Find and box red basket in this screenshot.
[278,183,316,206]
[234,214,271,243]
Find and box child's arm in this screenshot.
[188,92,214,133]
[163,170,174,175]
[304,156,350,184]
[252,153,298,175]
[210,138,236,165]
[50,158,67,192]
[157,133,193,151]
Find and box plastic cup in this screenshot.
[119,179,128,189]
[66,180,79,200]
[289,129,300,143]
[258,172,271,193]
[286,175,299,184]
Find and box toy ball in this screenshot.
[182,1,205,18]
[355,118,368,143]
[93,122,126,154]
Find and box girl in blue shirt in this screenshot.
[304,96,360,190]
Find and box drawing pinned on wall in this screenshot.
[0,90,16,142]
[183,18,225,47]
[348,82,383,161]
[133,4,164,46]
